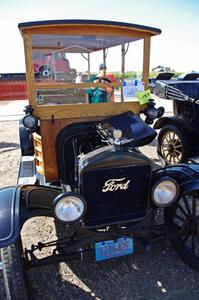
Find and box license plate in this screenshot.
[95,237,133,261]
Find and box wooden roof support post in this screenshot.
[142,36,151,90]
[23,32,36,107]
[88,53,90,80]
[103,49,106,76]
[121,44,125,102]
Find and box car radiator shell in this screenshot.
[78,146,152,227]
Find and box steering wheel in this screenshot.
[38,65,53,78]
[93,76,114,102]
[94,76,111,83]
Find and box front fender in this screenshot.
[152,164,199,198]
[0,187,21,248]
[0,185,61,248]
[180,180,199,195]
[153,116,194,132]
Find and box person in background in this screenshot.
[92,63,117,102]
[96,64,117,83]
[75,72,82,83]
[96,63,106,78]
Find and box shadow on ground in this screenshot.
[0,141,20,153]
[27,240,199,300]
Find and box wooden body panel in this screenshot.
[40,116,104,181]
[35,101,143,120]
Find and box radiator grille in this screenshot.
[82,164,151,227]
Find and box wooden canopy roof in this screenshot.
[18,19,161,40]
[18,20,161,34]
[18,19,161,119]
[19,20,161,54]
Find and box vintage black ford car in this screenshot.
[1,20,199,299]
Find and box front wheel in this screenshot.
[0,239,28,299]
[157,125,188,165]
[165,191,199,270]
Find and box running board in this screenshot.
[189,156,199,164]
[18,156,36,185]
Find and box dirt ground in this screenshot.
[1,120,199,300]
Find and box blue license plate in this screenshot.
[95,237,133,261]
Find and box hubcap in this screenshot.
[161,131,182,164]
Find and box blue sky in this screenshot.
[0,0,199,73]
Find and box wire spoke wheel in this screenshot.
[158,125,188,165]
[165,192,199,270]
[161,131,182,164]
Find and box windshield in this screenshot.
[32,34,142,105]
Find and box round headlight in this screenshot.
[23,115,38,131]
[54,193,86,223]
[152,178,179,207]
[113,129,122,140]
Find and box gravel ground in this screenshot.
[1,120,199,300]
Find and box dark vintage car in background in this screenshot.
[154,80,199,165]
[149,72,175,93]
[1,20,199,300]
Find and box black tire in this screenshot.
[0,258,6,299]
[165,191,199,270]
[157,125,188,165]
[0,239,28,299]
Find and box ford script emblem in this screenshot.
[102,178,131,192]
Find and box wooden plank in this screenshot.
[35,146,42,152]
[121,44,125,102]
[33,132,42,141]
[34,102,143,120]
[33,132,45,175]
[21,24,152,38]
[32,46,65,50]
[142,36,151,90]
[35,82,122,90]
[23,33,36,108]
[36,166,45,175]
